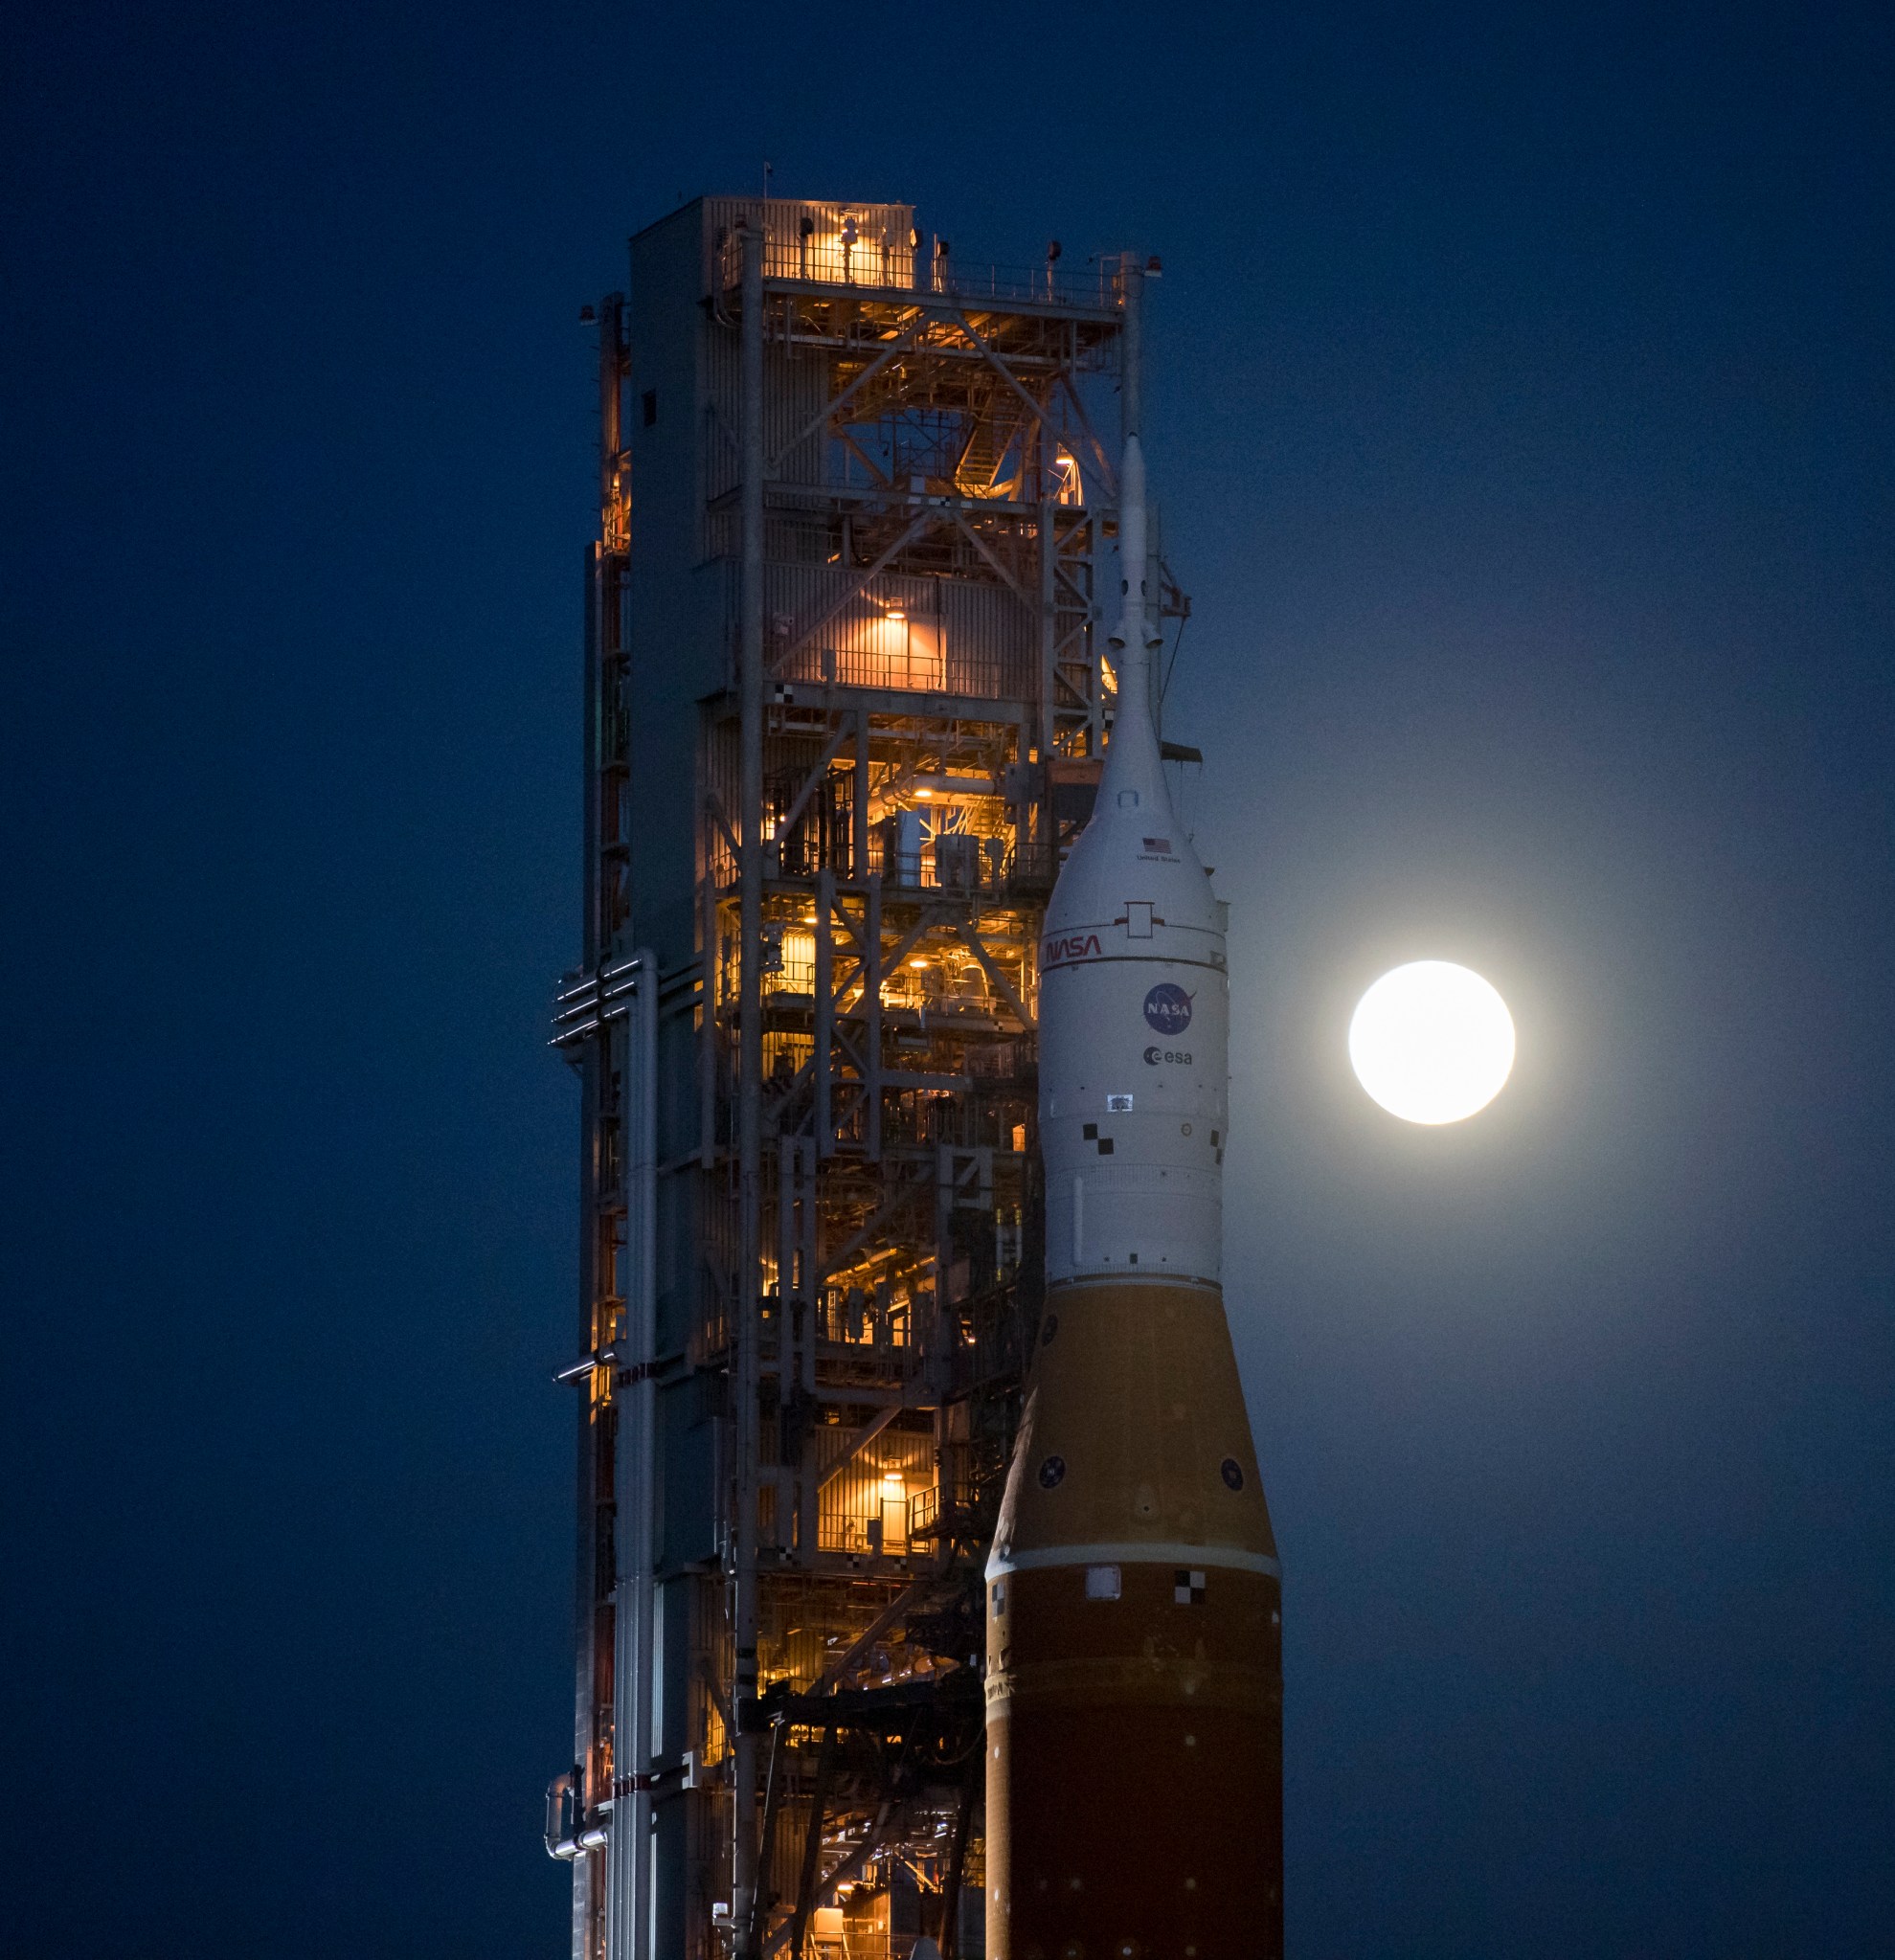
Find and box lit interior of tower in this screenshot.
[542,196,1252,1960]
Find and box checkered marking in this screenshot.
[1175,1569,1207,1606]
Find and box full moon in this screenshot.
[1348,961,1516,1124]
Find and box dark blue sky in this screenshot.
[5,3,1890,1955]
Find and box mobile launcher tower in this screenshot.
[545,193,1280,1960]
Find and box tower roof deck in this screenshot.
[678,191,1126,322]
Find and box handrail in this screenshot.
[716,232,1124,311]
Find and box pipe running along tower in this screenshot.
[983,299,1284,1959]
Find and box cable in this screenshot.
[1159,611,1188,709]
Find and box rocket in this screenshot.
[985,432,1283,1959]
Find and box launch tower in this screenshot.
[546,196,1191,1960]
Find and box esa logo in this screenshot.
[1143,1045,1193,1067]
[1142,982,1193,1034]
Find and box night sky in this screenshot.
[6,4,1892,1955]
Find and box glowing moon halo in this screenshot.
[1348,961,1516,1124]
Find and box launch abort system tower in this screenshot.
[546,196,1207,1960]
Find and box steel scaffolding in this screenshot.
[546,195,1183,1960]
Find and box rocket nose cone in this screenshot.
[1042,794,1222,937]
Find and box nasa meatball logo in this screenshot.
[1142,982,1193,1034]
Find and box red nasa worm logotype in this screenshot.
[1039,931,1104,966]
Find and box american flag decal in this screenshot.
[1143,837,1172,853]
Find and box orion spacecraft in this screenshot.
[985,429,1284,1959]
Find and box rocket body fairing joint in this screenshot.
[984,431,1284,1958]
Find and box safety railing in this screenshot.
[930,259,1125,310]
[907,1475,1004,1543]
[718,230,1123,311]
[772,640,1035,706]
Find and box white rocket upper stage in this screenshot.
[1037,434,1229,1288]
